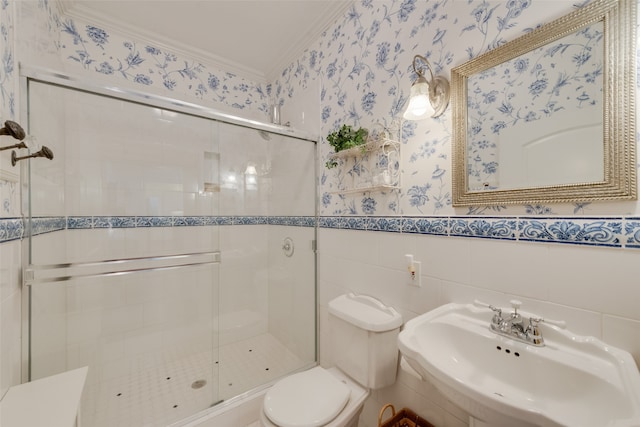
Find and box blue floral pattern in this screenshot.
[0,215,318,243]
[624,218,640,248]
[54,9,271,116]
[0,0,638,229]
[39,214,628,249]
[0,0,14,119]
[466,23,603,189]
[268,0,639,218]
[519,217,622,247]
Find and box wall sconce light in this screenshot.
[403,55,450,120]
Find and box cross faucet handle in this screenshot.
[473,300,504,325]
[510,299,522,314]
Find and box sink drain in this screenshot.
[191,380,207,389]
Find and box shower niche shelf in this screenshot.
[328,136,401,195]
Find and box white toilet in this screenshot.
[260,293,403,427]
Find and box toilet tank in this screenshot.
[328,293,403,389]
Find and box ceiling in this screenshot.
[59,0,352,82]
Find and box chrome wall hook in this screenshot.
[0,120,26,141]
[11,145,54,166]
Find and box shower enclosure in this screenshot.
[21,69,317,427]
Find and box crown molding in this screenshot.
[55,0,351,84]
[58,0,267,82]
[263,1,351,82]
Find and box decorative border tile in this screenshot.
[294,217,315,227]
[174,216,209,226]
[402,217,449,235]
[234,216,256,225]
[0,215,318,242]
[136,216,173,227]
[450,217,517,240]
[318,216,335,229]
[269,216,292,226]
[111,216,137,228]
[68,216,93,229]
[624,218,640,248]
[31,217,66,236]
[343,216,365,230]
[93,216,115,228]
[518,217,623,247]
[254,216,269,225]
[0,218,24,242]
[365,217,401,232]
[2,215,638,249]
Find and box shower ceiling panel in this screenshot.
[59,0,351,82]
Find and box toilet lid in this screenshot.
[264,367,350,427]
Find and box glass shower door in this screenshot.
[23,72,318,426]
[25,79,222,427]
[216,124,317,400]
[29,260,220,427]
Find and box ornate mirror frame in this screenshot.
[452,0,636,206]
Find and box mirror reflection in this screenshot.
[466,22,604,192]
[452,0,636,206]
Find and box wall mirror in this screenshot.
[452,0,636,206]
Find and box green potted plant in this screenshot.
[325,124,368,169]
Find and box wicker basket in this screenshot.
[378,404,436,427]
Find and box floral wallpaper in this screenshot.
[273,0,639,217]
[59,17,269,115]
[0,0,15,119]
[2,0,639,221]
[1,0,17,220]
[20,2,273,120]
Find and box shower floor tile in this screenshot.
[81,333,303,427]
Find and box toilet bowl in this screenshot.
[260,293,402,427]
[260,367,368,427]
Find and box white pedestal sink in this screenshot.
[398,302,640,427]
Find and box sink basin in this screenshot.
[398,302,640,427]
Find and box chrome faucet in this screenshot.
[479,300,564,347]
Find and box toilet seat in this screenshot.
[263,367,350,427]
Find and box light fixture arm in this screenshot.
[412,55,436,82]
[409,55,450,118]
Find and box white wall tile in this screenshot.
[0,241,21,307]
[546,246,640,321]
[267,134,316,216]
[219,225,269,344]
[0,284,22,396]
[414,235,473,286]
[319,230,640,427]
[218,124,269,216]
[267,225,316,362]
[603,315,640,367]
[468,239,552,300]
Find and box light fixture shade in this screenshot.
[403,77,435,121]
